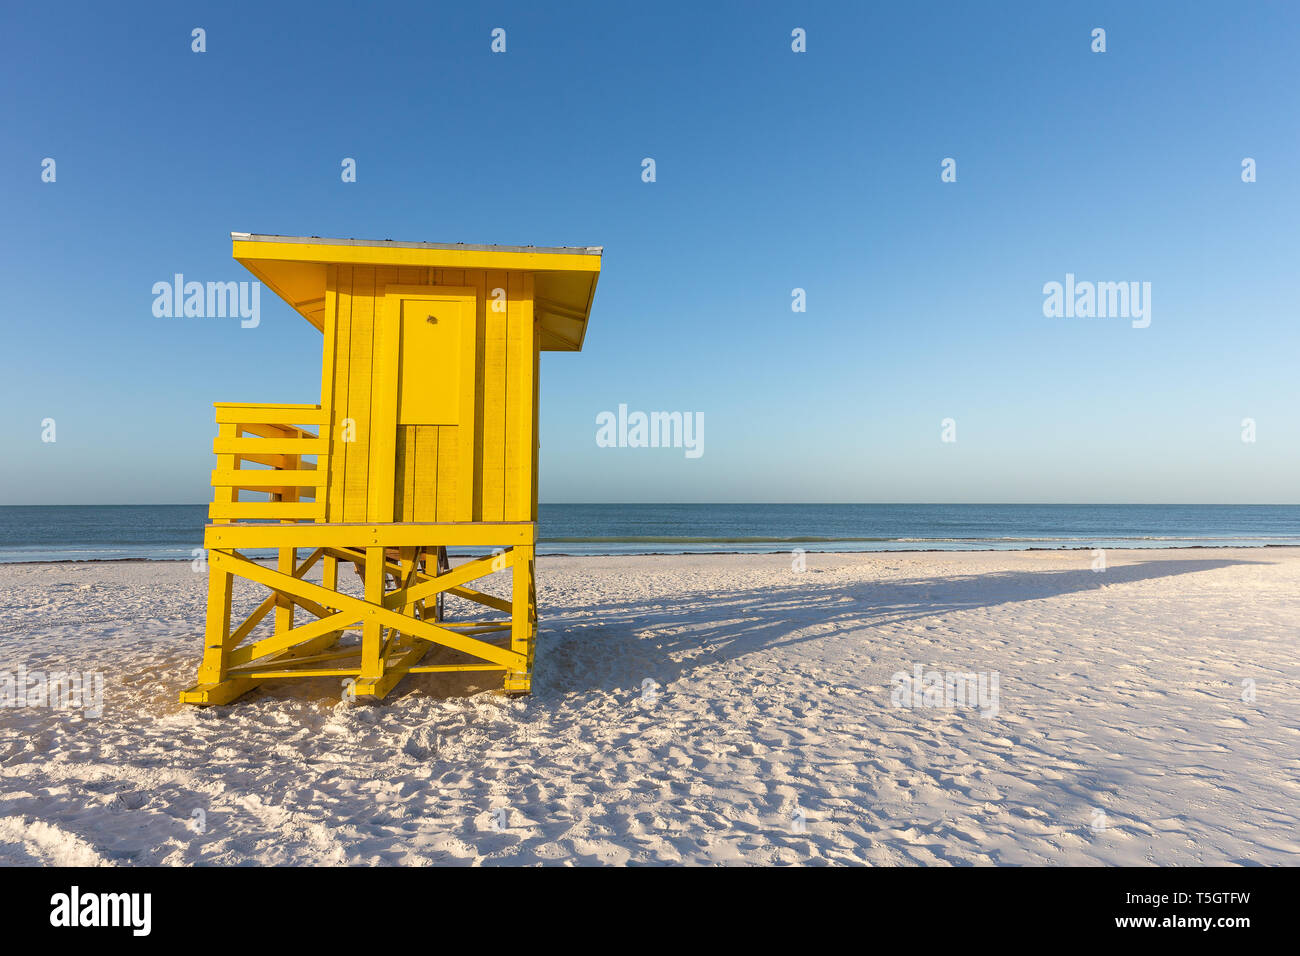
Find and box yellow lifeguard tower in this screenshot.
[181,233,600,705]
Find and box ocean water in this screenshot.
[2,503,1300,562]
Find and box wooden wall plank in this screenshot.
[442,269,476,520]
[482,269,507,521]
[412,425,437,521]
[342,267,375,521]
[394,427,411,522]
[436,426,458,521]
[507,271,536,521]
[317,265,339,523]
[314,263,545,531]
[531,314,540,518]
[471,270,486,520]
[367,269,401,522]
[328,266,354,521]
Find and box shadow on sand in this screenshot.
[242,555,1267,705]
[530,556,1271,698]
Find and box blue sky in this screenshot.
[2,1,1297,504]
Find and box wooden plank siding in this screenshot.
[319,267,540,527]
[324,265,351,522]
[506,271,536,521]
[481,269,508,521]
[341,267,374,521]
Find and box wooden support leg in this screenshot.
[182,559,260,705]
[183,535,535,706]
[360,545,385,683]
[351,644,427,700]
[527,569,537,673]
[275,547,297,634]
[504,545,535,695]
[196,562,233,684]
[434,545,449,623]
[353,546,426,700]
[273,551,344,668]
[397,547,418,627]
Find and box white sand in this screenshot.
[1,548,1297,866]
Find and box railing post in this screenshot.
[196,565,234,684]
[211,421,238,525]
[360,545,386,681]
[505,544,535,694]
[274,450,299,633]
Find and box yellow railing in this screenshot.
[209,403,328,523]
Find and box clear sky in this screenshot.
[2,1,1297,504]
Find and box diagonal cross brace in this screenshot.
[383,549,513,612]
[210,550,526,670]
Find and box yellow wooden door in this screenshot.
[370,286,477,523]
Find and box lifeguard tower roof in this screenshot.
[232,232,602,351]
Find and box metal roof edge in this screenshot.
[231,232,602,256]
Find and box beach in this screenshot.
[1,548,1297,865]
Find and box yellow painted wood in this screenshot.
[232,422,316,440]
[384,550,511,612]
[233,668,362,679]
[328,265,353,521]
[507,271,535,520]
[208,501,323,521]
[209,551,526,670]
[352,643,428,699]
[435,426,458,521]
[343,267,375,522]
[393,426,409,521]
[215,404,327,425]
[317,264,340,522]
[187,235,599,704]
[482,269,507,521]
[274,547,297,639]
[361,546,385,680]
[530,321,541,517]
[196,567,234,684]
[211,469,326,487]
[410,425,433,521]
[181,582,349,705]
[223,487,317,501]
[456,273,481,523]
[228,608,355,671]
[222,547,326,662]
[367,287,400,523]
[233,237,601,276]
[211,423,238,526]
[507,544,535,693]
[322,553,338,595]
[379,285,476,525]
[213,437,328,456]
[179,678,260,706]
[384,285,474,426]
[204,521,535,550]
[231,236,599,347]
[228,647,362,672]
